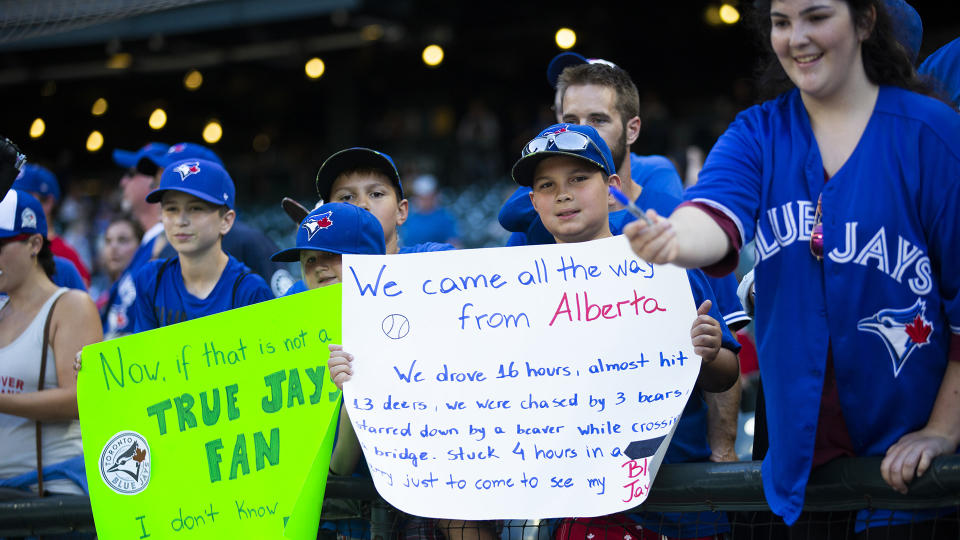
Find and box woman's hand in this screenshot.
[881,428,958,494]
[622,210,678,265]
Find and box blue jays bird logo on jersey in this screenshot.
[172,161,201,181]
[857,299,934,378]
[302,211,333,241]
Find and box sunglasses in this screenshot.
[810,194,824,260]
[522,130,613,174]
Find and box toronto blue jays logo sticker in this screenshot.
[99,430,151,495]
[172,161,201,181]
[857,299,933,378]
[302,211,334,241]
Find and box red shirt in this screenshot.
[50,236,91,286]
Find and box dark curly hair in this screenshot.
[751,0,930,100]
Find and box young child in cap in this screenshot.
[131,159,271,332]
[511,123,740,539]
[283,147,455,296]
[316,147,454,256]
[271,202,387,540]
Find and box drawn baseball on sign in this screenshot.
[381,313,410,339]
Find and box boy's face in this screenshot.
[528,155,620,244]
[300,250,343,289]
[329,171,408,253]
[160,191,235,257]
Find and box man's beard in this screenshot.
[610,126,628,173]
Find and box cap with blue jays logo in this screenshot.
[271,202,385,262]
[113,142,170,170]
[12,164,60,202]
[0,189,48,239]
[156,142,223,169]
[315,147,403,201]
[511,123,616,187]
[137,142,223,175]
[145,159,236,209]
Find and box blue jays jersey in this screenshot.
[685,86,960,525]
[132,255,271,332]
[102,234,159,336]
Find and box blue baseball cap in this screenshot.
[140,142,224,175]
[885,0,922,63]
[546,52,619,88]
[315,147,404,201]
[0,189,47,239]
[271,202,385,262]
[511,123,616,186]
[12,164,60,202]
[146,158,236,209]
[113,142,169,170]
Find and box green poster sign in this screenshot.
[78,285,342,539]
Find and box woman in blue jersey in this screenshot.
[623,0,960,535]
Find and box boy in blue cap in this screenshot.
[137,142,294,297]
[511,123,740,539]
[131,159,271,332]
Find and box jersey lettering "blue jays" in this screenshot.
[686,86,960,526]
[756,203,933,296]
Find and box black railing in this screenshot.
[3,456,960,537]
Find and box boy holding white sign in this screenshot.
[511,123,740,539]
[510,123,740,391]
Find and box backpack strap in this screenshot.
[231,270,252,309]
[36,290,66,496]
[152,257,176,325]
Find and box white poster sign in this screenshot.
[341,236,700,519]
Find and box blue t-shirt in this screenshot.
[400,207,459,247]
[160,219,294,297]
[499,152,684,246]
[918,37,960,110]
[132,255,272,332]
[630,153,683,199]
[685,86,960,527]
[52,256,86,291]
